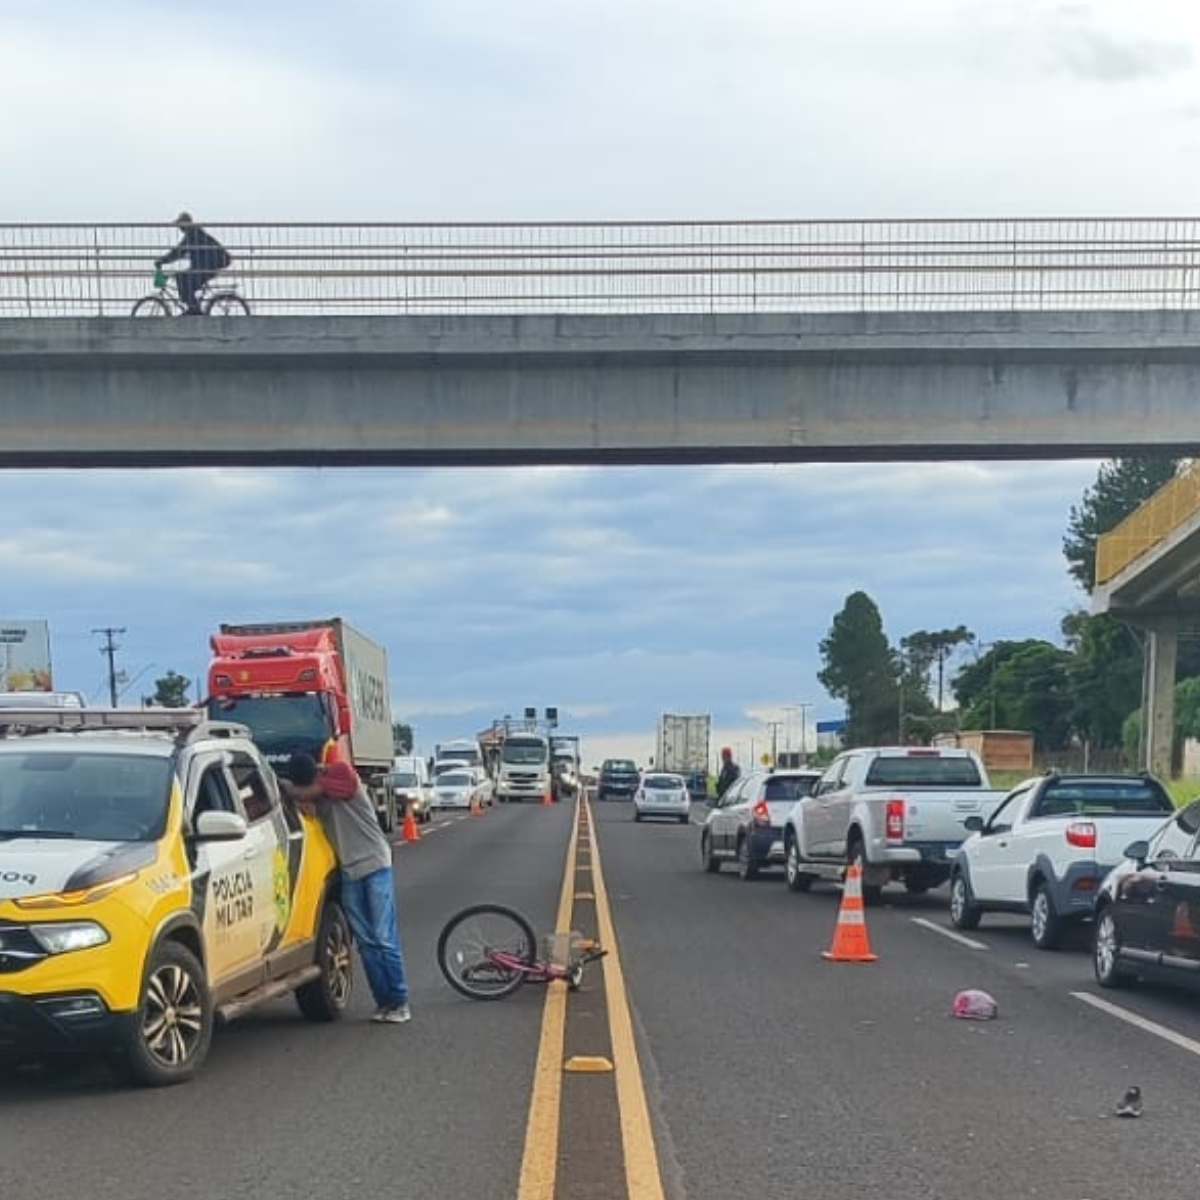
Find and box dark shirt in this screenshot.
[160,225,230,272]
[716,760,741,797]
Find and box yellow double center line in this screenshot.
[516,796,666,1200]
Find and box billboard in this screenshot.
[0,621,53,691]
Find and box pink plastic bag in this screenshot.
[952,989,998,1020]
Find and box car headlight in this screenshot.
[29,921,110,955]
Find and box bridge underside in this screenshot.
[2,311,1200,468]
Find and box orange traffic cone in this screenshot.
[471,793,484,816]
[401,807,421,843]
[1172,901,1195,941]
[542,789,553,806]
[821,861,877,963]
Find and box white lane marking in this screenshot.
[1072,991,1200,1058]
[911,916,988,950]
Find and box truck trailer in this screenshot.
[206,618,397,830]
[657,712,712,800]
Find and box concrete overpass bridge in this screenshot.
[2,217,1200,468]
[4,217,1200,769]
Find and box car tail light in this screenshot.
[885,799,905,842]
[1066,821,1097,849]
[752,800,771,826]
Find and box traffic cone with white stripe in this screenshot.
[821,860,878,963]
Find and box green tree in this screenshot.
[1063,458,1179,592]
[818,592,898,745]
[895,646,939,743]
[146,670,191,708]
[901,625,974,712]
[995,642,1074,752]
[392,723,413,754]
[954,640,1024,729]
[1061,610,1142,749]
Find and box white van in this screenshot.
[389,755,433,823]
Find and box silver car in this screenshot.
[634,772,691,824]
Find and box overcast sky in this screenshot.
[3,0,1195,767]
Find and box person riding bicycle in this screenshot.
[155,212,232,315]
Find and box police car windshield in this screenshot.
[0,751,173,842]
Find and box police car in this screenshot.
[0,707,352,1085]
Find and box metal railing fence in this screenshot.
[1095,460,1200,586]
[3,218,1200,317]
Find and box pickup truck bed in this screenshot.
[783,746,1005,903]
[950,772,1175,948]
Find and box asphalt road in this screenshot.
[6,796,1200,1200]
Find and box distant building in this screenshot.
[933,729,1034,773]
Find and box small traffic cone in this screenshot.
[471,793,484,816]
[542,789,553,806]
[821,861,877,963]
[401,807,421,843]
[1172,901,1195,941]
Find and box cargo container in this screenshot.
[207,618,397,830]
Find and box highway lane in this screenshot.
[0,802,577,1200]
[594,798,1200,1200]
[7,796,1200,1200]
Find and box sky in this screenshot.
[3,0,1197,769]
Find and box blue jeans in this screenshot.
[340,866,409,1008]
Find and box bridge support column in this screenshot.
[1142,618,1178,778]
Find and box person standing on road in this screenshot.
[715,746,741,798]
[155,211,232,315]
[280,752,411,1024]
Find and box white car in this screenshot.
[432,768,486,811]
[634,772,691,824]
[950,771,1175,949]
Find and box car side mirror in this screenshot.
[193,810,248,841]
[1124,839,1150,863]
[963,815,985,832]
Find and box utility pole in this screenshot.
[93,626,126,706]
[766,720,782,764]
[793,702,814,756]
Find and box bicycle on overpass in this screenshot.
[131,266,251,317]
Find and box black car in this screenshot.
[597,758,640,801]
[1093,796,1200,990]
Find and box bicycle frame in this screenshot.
[467,941,607,990]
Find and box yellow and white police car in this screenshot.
[0,707,352,1085]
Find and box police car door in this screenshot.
[225,748,289,960]
[187,753,263,988]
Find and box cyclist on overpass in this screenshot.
[155,212,232,315]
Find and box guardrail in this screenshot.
[1095,460,1200,585]
[3,218,1200,318]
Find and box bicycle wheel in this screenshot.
[437,904,537,1000]
[131,295,172,317]
[203,291,250,316]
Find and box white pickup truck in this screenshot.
[782,746,1005,904]
[949,771,1176,949]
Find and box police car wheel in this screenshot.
[122,941,213,1087]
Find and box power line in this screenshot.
[92,626,126,706]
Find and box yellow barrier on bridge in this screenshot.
[1095,461,1200,585]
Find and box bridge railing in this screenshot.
[3,218,1200,317]
[1095,460,1200,586]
